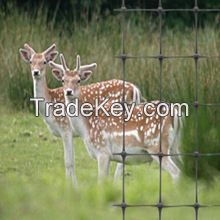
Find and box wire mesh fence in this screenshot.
[113,0,220,219]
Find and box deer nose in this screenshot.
[33,70,40,76]
[66,89,72,96]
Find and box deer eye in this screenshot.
[43,61,47,64]
[77,79,81,83]
[29,61,32,64]
[61,79,64,83]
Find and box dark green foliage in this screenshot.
[1,0,220,27]
[182,106,220,180]
[8,71,33,110]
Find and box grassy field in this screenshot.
[0,4,220,220]
[0,6,219,175]
[0,107,220,220]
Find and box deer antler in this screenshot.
[75,55,81,71]
[74,55,97,72]
[80,63,97,72]
[60,54,69,71]
[48,61,64,72]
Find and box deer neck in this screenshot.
[33,74,50,116]
[66,95,89,139]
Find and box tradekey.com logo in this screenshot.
[30,97,189,121]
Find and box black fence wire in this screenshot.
[113,0,220,220]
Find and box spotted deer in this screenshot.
[51,54,182,182]
[19,44,143,186]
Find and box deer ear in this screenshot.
[78,70,93,81]
[19,48,31,62]
[45,51,58,62]
[43,44,58,62]
[52,68,63,81]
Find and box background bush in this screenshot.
[1,0,220,27]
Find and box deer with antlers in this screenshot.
[19,44,143,186]
[50,54,182,181]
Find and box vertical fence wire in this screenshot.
[114,0,220,219]
[121,1,126,219]
[194,1,200,219]
[158,1,163,219]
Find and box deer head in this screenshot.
[19,43,58,79]
[49,54,97,100]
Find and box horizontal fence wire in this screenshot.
[113,0,220,220]
[114,8,220,13]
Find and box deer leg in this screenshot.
[97,153,110,182]
[148,138,180,182]
[62,131,78,187]
[150,154,180,181]
[114,163,123,182]
[161,156,180,181]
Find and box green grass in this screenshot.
[0,108,220,220]
[0,5,220,219]
[1,6,220,177]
